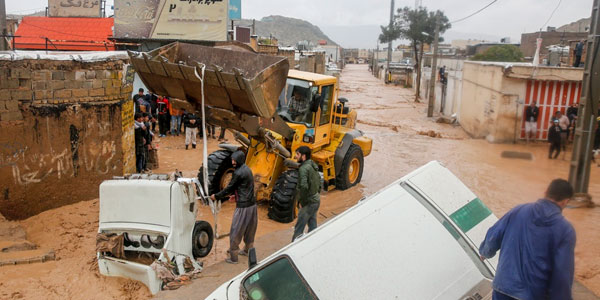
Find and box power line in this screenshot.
[451,0,498,24]
[540,0,563,30]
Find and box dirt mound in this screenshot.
[0,200,152,300]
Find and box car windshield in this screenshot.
[277,78,318,126]
[242,257,315,300]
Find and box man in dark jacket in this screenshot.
[480,179,575,300]
[574,40,585,67]
[524,101,539,143]
[210,151,257,264]
[292,146,321,242]
[548,119,562,159]
[182,111,200,149]
[134,113,146,173]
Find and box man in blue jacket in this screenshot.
[480,179,576,300]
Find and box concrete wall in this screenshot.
[414,58,465,117]
[458,62,529,143]
[0,56,134,219]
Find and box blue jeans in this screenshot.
[292,202,320,241]
[170,115,182,135]
[136,154,144,173]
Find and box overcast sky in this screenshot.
[6,0,593,48]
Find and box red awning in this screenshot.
[14,16,115,51]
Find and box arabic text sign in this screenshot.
[48,0,102,17]
[114,0,228,41]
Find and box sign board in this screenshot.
[120,99,136,175]
[114,0,228,41]
[48,0,102,17]
[229,0,241,20]
[234,26,250,43]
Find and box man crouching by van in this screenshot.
[479,179,575,300]
[210,151,257,264]
[292,146,321,242]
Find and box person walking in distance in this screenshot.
[210,151,257,264]
[170,104,183,136]
[182,111,200,150]
[548,119,562,159]
[524,101,539,143]
[292,146,321,242]
[479,179,575,300]
[556,111,570,151]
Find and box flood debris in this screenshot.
[417,130,442,138]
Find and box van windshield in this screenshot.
[242,257,315,300]
[277,78,318,126]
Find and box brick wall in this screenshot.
[520,32,587,57]
[0,57,135,219]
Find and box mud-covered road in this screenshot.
[1,64,598,300]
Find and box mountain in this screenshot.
[557,18,591,32]
[236,15,338,47]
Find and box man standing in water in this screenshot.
[292,146,321,242]
[210,151,257,264]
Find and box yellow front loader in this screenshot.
[129,42,372,223]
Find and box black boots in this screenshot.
[185,145,189,150]
[192,144,196,149]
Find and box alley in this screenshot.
[0,64,598,300]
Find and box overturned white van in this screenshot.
[97,174,214,294]
[206,161,499,300]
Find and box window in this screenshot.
[400,183,495,279]
[277,78,318,127]
[242,257,316,300]
[319,85,334,126]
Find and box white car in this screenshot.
[97,174,214,294]
[206,161,499,299]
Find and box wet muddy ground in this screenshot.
[1,64,598,299]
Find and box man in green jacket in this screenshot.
[292,146,321,241]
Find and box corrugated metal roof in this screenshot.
[14,16,115,51]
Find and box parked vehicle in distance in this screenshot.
[206,161,499,300]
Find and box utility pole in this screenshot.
[568,0,600,198]
[375,40,379,77]
[0,0,7,51]
[427,13,441,118]
[387,0,394,70]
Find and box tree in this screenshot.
[380,7,451,102]
[471,45,524,62]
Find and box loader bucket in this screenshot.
[128,42,294,139]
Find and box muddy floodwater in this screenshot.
[1,64,599,299]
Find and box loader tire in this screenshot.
[336,144,364,190]
[192,221,213,258]
[268,169,299,223]
[198,150,233,196]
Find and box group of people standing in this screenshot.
[523,101,579,159]
[132,88,230,163]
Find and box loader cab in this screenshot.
[278,70,338,148]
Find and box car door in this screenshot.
[312,84,334,148]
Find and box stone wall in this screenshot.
[0,54,135,219]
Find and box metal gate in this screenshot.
[520,80,582,140]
